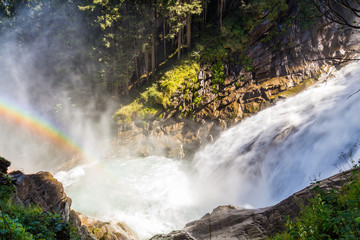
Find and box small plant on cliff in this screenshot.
[210,62,225,84]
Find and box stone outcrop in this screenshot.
[76,212,138,240]
[114,1,358,160]
[6,168,137,240]
[0,156,10,176]
[10,171,73,221]
[150,168,358,240]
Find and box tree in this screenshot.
[311,0,360,28]
[166,0,202,59]
[79,0,154,95]
[219,0,225,29]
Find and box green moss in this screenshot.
[114,57,200,123]
[114,100,158,123]
[159,59,200,107]
[271,78,315,99]
[210,62,225,85]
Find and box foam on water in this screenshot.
[56,156,202,239]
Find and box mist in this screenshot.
[0,1,115,173]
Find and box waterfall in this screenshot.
[192,61,360,208]
[55,61,360,239]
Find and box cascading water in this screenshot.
[191,61,360,209]
[55,61,360,239]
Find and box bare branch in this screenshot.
[311,0,360,28]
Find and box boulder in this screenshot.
[10,171,72,221]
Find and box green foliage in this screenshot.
[298,0,318,30]
[78,0,203,94]
[222,16,248,53]
[197,33,228,64]
[193,0,290,87]
[163,0,202,35]
[210,62,224,84]
[114,100,158,123]
[0,177,80,240]
[159,59,200,106]
[114,57,200,123]
[0,213,33,240]
[0,179,15,202]
[193,96,202,106]
[271,170,360,240]
[221,0,288,47]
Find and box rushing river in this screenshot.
[53,62,360,239]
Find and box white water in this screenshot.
[56,156,203,239]
[55,62,360,239]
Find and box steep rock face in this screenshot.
[115,1,358,160]
[7,170,137,240]
[150,169,357,240]
[10,171,73,221]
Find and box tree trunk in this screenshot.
[145,51,149,82]
[124,79,129,96]
[182,26,185,50]
[151,1,156,74]
[151,33,156,74]
[177,27,182,60]
[203,0,207,26]
[135,57,139,86]
[219,0,224,29]
[163,20,167,59]
[186,14,191,51]
[134,41,139,82]
[112,27,118,97]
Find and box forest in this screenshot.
[0,0,292,98]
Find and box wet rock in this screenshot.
[76,212,138,240]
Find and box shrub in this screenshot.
[210,62,225,84]
[270,170,360,240]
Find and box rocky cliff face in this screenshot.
[114,1,358,160]
[150,168,357,240]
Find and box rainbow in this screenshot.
[0,97,82,156]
